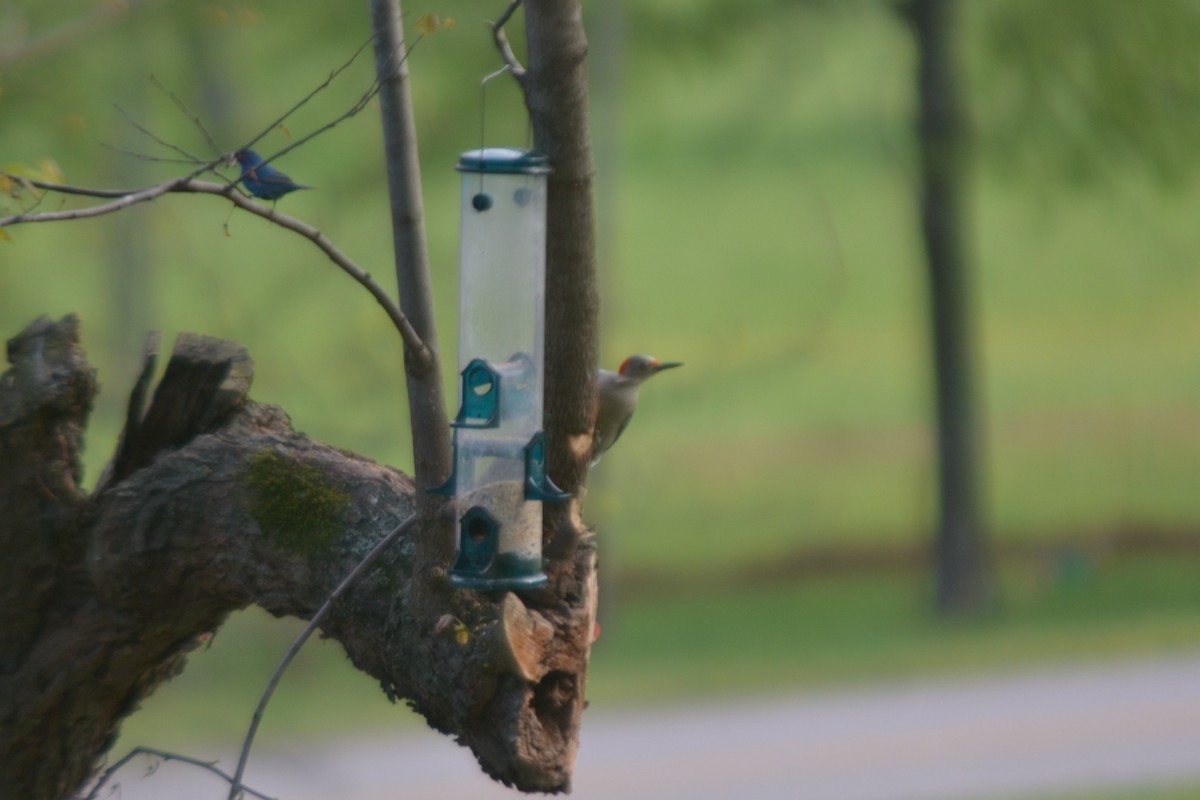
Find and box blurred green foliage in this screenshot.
[975,0,1200,185]
[2,0,1199,749]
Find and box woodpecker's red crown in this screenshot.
[617,354,682,380]
[619,355,657,376]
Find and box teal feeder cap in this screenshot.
[457,148,550,175]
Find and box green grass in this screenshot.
[112,553,1200,750]
[591,553,1200,705]
[1019,783,1200,800]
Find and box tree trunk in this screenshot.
[369,0,453,500]
[909,0,993,614]
[0,315,595,798]
[523,0,600,561]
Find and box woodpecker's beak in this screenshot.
[654,361,683,373]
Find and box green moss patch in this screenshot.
[245,450,348,559]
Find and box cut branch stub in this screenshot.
[494,592,555,682]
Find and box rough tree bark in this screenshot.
[0,315,596,798]
[523,0,600,563]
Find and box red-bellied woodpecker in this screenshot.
[591,354,682,464]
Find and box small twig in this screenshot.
[491,0,527,80]
[482,64,514,85]
[226,513,419,800]
[206,33,418,199]
[0,174,139,199]
[217,188,433,367]
[102,143,208,165]
[0,175,432,368]
[495,0,523,29]
[239,34,379,166]
[150,73,223,157]
[114,103,206,164]
[247,32,422,182]
[81,746,276,800]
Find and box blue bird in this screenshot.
[234,149,311,201]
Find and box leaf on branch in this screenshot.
[0,228,11,243]
[414,13,440,35]
[434,613,470,643]
[37,159,64,184]
[3,159,64,197]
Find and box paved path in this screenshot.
[101,652,1200,800]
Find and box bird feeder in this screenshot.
[431,148,566,591]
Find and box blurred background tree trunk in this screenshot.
[909,0,992,614]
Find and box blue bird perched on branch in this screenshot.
[234,149,311,201]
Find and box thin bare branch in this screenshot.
[1,174,140,199]
[491,0,528,80]
[227,513,419,800]
[102,143,207,166]
[0,175,432,368]
[216,187,434,367]
[249,33,422,180]
[114,104,206,164]
[0,177,189,223]
[495,0,523,29]
[150,74,223,157]
[81,746,276,800]
[240,34,379,164]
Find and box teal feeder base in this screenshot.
[448,568,548,591]
[448,506,547,591]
